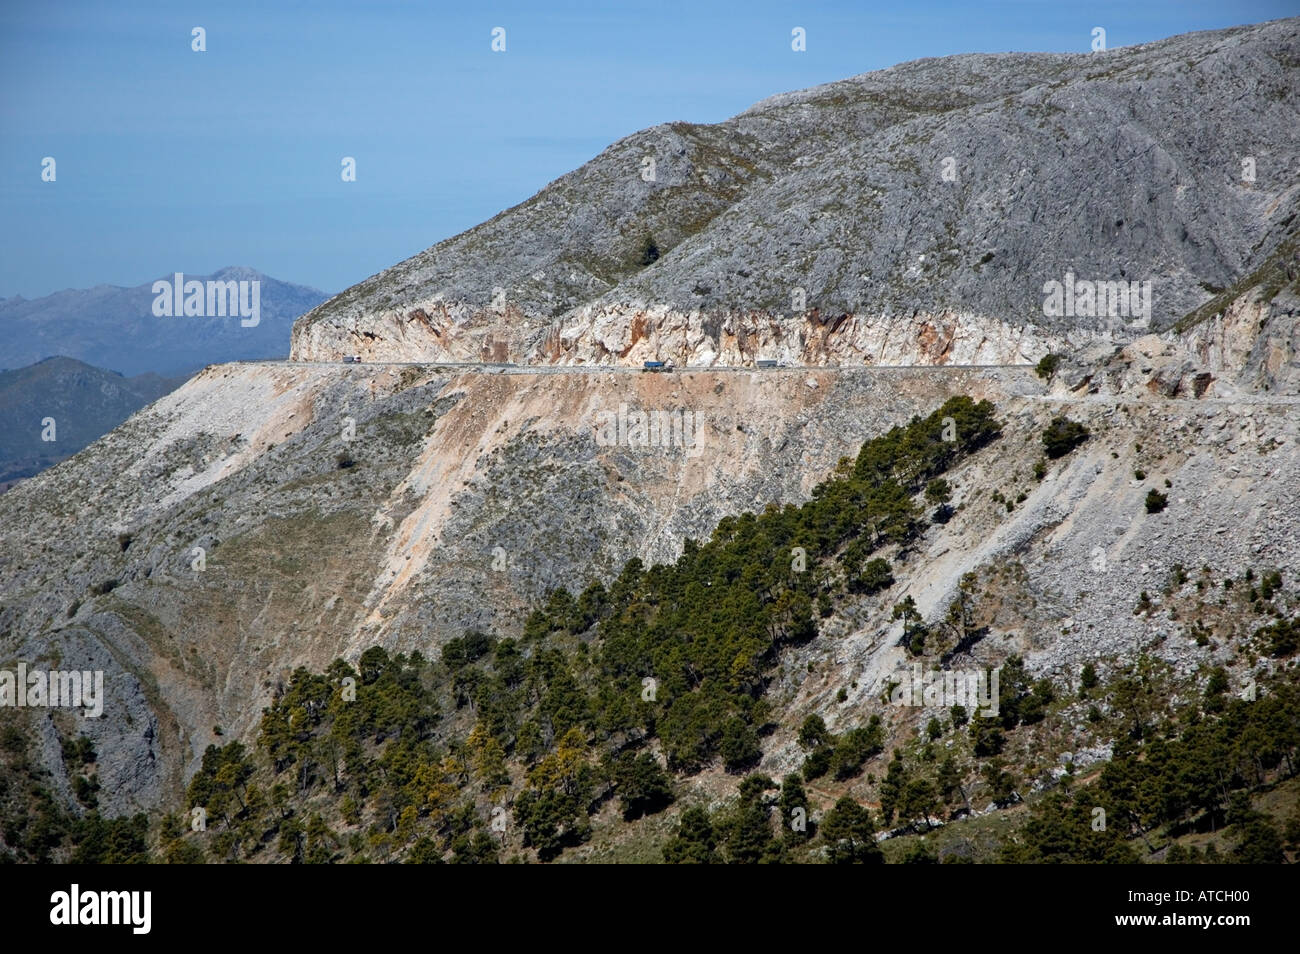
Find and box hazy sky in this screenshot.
[1,0,1292,298]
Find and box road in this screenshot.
[237,360,1038,375]
[230,359,1300,405]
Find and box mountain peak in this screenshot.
[210,265,263,281]
[290,16,1300,369]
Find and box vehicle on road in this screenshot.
[643,360,673,372]
[343,355,362,363]
[756,359,780,369]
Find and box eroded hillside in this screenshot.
[0,344,1296,842]
[0,361,1028,814]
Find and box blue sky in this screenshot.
[1,0,1292,298]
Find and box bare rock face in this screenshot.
[1181,288,1300,395]
[542,306,1049,367]
[1056,280,1300,399]
[291,18,1300,368]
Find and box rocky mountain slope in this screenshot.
[0,328,1295,824]
[0,362,1025,812]
[292,18,1299,370]
[0,19,1297,862]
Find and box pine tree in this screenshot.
[663,807,719,864]
[879,753,907,824]
[778,774,812,842]
[821,797,882,863]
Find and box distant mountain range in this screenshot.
[0,267,327,488]
[1,266,327,377]
[0,357,188,488]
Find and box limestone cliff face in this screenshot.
[1180,289,1300,394]
[550,305,1056,367]
[289,265,1300,396]
[1047,280,1300,399]
[290,298,1053,367]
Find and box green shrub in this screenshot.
[1041,417,1090,459]
[830,719,884,780]
[720,718,761,773]
[802,746,833,781]
[1080,663,1099,692]
[610,752,675,820]
[924,478,951,504]
[851,557,894,595]
[1258,617,1299,658]
[639,235,660,266]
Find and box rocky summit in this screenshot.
[292,18,1299,372]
